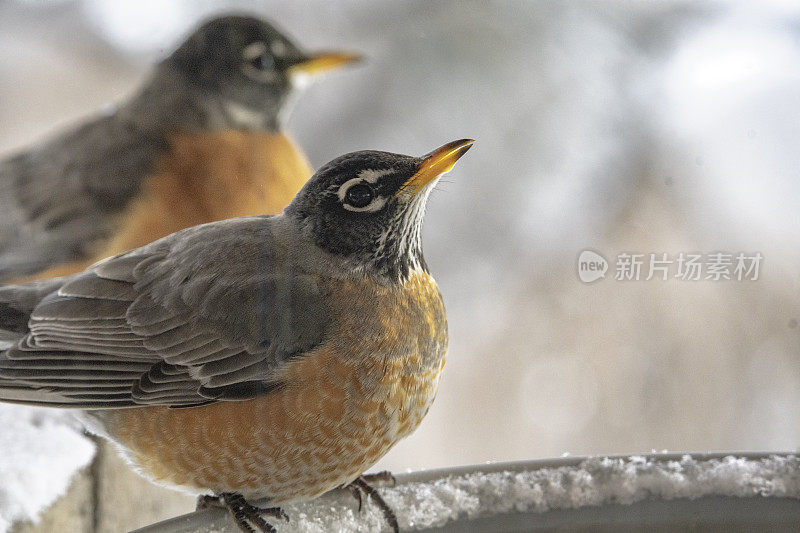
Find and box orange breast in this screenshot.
[18,131,311,282]
[102,271,449,502]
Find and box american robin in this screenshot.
[0,139,474,532]
[0,15,360,282]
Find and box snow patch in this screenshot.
[0,405,95,532]
[271,455,800,532]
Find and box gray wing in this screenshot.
[0,113,167,279]
[0,216,329,409]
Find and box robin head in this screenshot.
[162,15,360,130]
[286,139,474,281]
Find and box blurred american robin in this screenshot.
[0,139,474,532]
[0,15,360,282]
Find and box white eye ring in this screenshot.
[243,41,267,61]
[338,178,388,212]
[241,42,278,82]
[270,40,287,57]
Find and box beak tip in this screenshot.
[457,138,475,153]
[445,138,476,159]
[348,53,366,64]
[420,138,476,163]
[408,138,475,192]
[451,138,476,149]
[290,51,364,75]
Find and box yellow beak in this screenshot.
[288,52,363,76]
[403,139,475,195]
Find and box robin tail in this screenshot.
[0,277,72,406]
[0,277,63,341]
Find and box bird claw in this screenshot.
[346,476,400,533]
[195,494,222,511]
[261,506,290,523]
[196,492,288,533]
[346,483,363,511]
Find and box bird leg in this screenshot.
[345,469,395,514]
[347,476,400,533]
[195,492,288,533]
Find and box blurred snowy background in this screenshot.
[1,0,799,495]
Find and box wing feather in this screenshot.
[59,274,138,301]
[0,217,329,409]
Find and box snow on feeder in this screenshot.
[132,452,800,532]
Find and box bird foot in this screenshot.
[347,475,399,533]
[196,492,288,533]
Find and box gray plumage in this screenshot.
[0,215,329,409]
[0,15,349,279]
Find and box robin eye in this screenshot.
[249,52,274,71]
[242,42,274,72]
[344,183,374,208]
